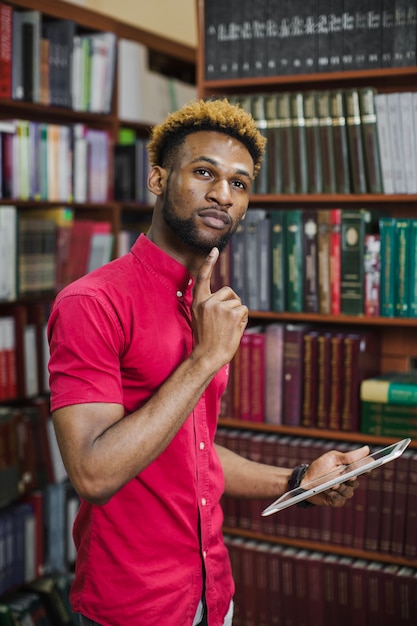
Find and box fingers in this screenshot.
[341,444,370,465]
[193,247,219,302]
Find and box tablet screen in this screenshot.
[262,438,411,516]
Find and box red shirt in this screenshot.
[48,234,233,626]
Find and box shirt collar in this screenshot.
[131,234,194,304]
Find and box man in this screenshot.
[48,99,369,626]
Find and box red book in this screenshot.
[390,451,411,556]
[366,562,385,623]
[316,331,332,429]
[282,324,311,426]
[329,208,342,315]
[237,330,252,422]
[63,219,96,285]
[350,559,368,626]
[341,330,381,432]
[255,542,270,626]
[0,405,19,507]
[0,4,12,99]
[280,547,297,626]
[378,460,396,554]
[323,555,339,625]
[240,540,258,626]
[351,472,368,551]
[0,304,28,399]
[404,451,417,559]
[302,330,319,427]
[364,465,383,552]
[305,552,325,624]
[0,315,17,399]
[264,323,284,426]
[249,330,265,422]
[328,332,345,430]
[335,557,353,626]
[268,545,284,626]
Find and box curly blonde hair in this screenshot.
[147,98,266,177]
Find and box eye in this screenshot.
[194,168,211,177]
[231,179,247,190]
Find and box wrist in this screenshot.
[288,464,315,509]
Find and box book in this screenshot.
[317,209,331,315]
[386,92,407,193]
[264,94,282,194]
[290,92,308,193]
[328,332,345,430]
[361,372,417,405]
[408,218,417,318]
[317,90,336,193]
[282,324,311,426]
[345,89,367,194]
[244,209,270,311]
[264,323,284,425]
[341,330,381,432]
[304,91,327,193]
[302,209,319,313]
[270,210,286,312]
[0,205,17,302]
[379,216,396,317]
[302,330,319,427]
[277,93,296,194]
[0,407,19,508]
[0,3,12,99]
[340,209,372,315]
[329,208,342,315]
[358,87,383,193]
[316,331,332,429]
[251,94,268,195]
[21,10,42,103]
[394,218,410,317]
[399,92,417,194]
[284,209,303,312]
[374,92,394,194]
[330,90,351,193]
[364,233,381,317]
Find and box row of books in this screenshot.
[231,88,417,196]
[0,119,112,204]
[219,208,388,318]
[114,129,153,204]
[203,1,417,81]
[221,324,381,432]
[360,372,417,438]
[225,536,417,626]
[0,3,116,113]
[0,574,77,626]
[0,206,114,302]
[217,431,417,560]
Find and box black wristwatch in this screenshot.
[288,464,315,509]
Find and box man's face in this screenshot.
[160,131,254,255]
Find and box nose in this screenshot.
[207,178,232,206]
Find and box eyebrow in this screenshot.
[190,156,253,181]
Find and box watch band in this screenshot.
[288,464,315,509]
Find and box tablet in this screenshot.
[262,438,411,517]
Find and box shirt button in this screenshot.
[200,442,205,450]
[201,498,207,506]
[188,278,193,286]
[176,290,183,297]
[203,551,207,559]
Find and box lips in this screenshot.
[198,208,231,230]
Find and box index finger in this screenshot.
[193,247,219,302]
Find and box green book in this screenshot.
[340,208,372,315]
[394,218,411,317]
[270,210,286,312]
[284,209,303,312]
[408,218,417,317]
[379,217,396,317]
[361,372,417,405]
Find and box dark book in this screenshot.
[202,0,220,80]
[244,209,270,311]
[328,0,344,73]
[404,451,417,559]
[317,90,336,193]
[358,87,383,193]
[25,576,73,626]
[291,92,309,193]
[345,89,367,194]
[282,324,311,426]
[302,330,319,427]
[11,9,23,100]
[0,406,19,508]
[317,0,331,72]
[277,92,296,193]
[317,209,331,314]
[302,209,319,312]
[330,90,351,193]
[316,331,332,429]
[304,91,322,193]
[0,3,13,99]
[390,451,410,556]
[21,10,42,103]
[270,210,286,312]
[381,0,396,67]
[328,332,345,430]
[340,209,372,316]
[284,209,304,312]
[378,458,396,554]
[392,0,417,67]
[341,330,381,432]
[364,463,383,552]
[42,18,76,108]
[409,219,417,318]
[251,94,268,194]
[264,93,282,194]
[366,0,383,69]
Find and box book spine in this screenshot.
[302,209,319,313]
[345,89,367,194]
[270,211,286,312]
[282,324,308,426]
[278,93,296,194]
[330,90,351,193]
[393,218,410,317]
[291,92,308,194]
[358,87,383,193]
[317,209,331,315]
[0,3,12,99]
[317,90,336,193]
[284,210,304,313]
[265,94,282,194]
[302,330,319,427]
[364,233,381,317]
[374,93,394,194]
[379,217,396,317]
[251,94,268,195]
[340,209,369,315]
[408,218,417,318]
[303,90,322,193]
[329,208,342,315]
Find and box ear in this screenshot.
[147,166,168,196]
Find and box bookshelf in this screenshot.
[0,0,196,611]
[197,1,417,623]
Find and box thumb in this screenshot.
[193,247,219,302]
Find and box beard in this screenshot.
[160,194,236,255]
